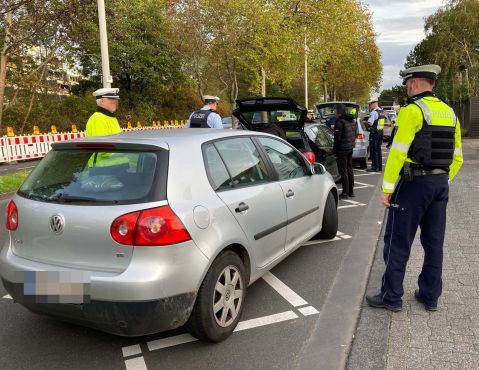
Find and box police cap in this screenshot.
[203,95,220,104]
[368,99,378,105]
[400,64,441,85]
[93,87,120,100]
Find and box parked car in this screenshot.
[232,97,340,181]
[316,102,369,168]
[221,116,233,129]
[1,129,338,342]
[382,112,396,141]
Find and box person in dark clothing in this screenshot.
[257,122,286,139]
[334,104,356,199]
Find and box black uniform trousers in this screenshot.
[335,149,354,195]
[369,132,383,171]
[380,173,449,308]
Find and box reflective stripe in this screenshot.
[382,180,395,190]
[391,141,410,153]
[454,147,462,155]
[414,100,432,125]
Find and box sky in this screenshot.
[362,0,446,96]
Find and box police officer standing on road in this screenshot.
[334,103,356,199]
[86,88,121,137]
[366,65,463,312]
[184,95,223,128]
[366,99,385,172]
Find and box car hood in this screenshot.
[233,97,307,132]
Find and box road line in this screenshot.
[336,231,344,236]
[338,204,366,209]
[234,311,298,332]
[125,356,147,370]
[354,173,381,177]
[262,272,308,307]
[342,199,360,205]
[147,333,197,352]
[298,306,320,316]
[302,237,341,245]
[2,294,12,299]
[355,181,374,187]
[340,235,352,239]
[122,344,142,358]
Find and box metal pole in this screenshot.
[304,33,309,109]
[97,0,112,88]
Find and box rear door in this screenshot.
[256,137,322,252]
[204,137,287,268]
[12,147,166,272]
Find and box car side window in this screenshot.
[204,144,233,191]
[257,137,309,180]
[213,137,271,188]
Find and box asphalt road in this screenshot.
[0,152,388,370]
[0,159,41,175]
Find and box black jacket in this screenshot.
[334,115,356,152]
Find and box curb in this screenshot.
[297,177,386,370]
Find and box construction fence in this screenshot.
[1,124,184,164]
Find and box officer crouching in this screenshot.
[185,95,223,128]
[366,64,463,312]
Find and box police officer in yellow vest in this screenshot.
[86,88,121,136]
[366,100,386,172]
[85,88,128,172]
[366,64,463,312]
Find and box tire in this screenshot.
[312,192,338,240]
[186,251,246,342]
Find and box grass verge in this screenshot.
[0,170,32,194]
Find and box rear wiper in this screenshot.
[49,194,97,203]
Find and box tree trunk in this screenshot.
[261,65,266,97]
[323,78,328,102]
[0,6,13,134]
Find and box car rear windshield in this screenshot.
[241,110,302,125]
[317,104,358,119]
[18,149,167,204]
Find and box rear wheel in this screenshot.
[312,192,338,240]
[186,251,246,342]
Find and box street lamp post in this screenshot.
[97,0,112,88]
[304,33,310,109]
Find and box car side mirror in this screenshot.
[311,162,326,175]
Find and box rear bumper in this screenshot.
[2,278,196,336]
[353,147,367,160]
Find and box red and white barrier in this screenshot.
[0,126,183,164]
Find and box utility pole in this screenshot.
[97,0,112,88]
[304,32,310,109]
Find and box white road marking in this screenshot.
[262,272,308,307]
[147,333,197,352]
[302,237,341,245]
[298,306,320,316]
[355,181,374,187]
[338,204,366,209]
[2,294,12,299]
[342,199,361,205]
[336,231,344,236]
[340,235,352,239]
[354,173,381,177]
[234,311,298,332]
[125,356,147,370]
[122,344,142,358]
[146,311,299,353]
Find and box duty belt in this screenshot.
[411,168,447,176]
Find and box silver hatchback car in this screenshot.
[1,129,338,342]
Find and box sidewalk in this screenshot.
[348,139,479,369]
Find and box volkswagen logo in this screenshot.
[49,215,65,234]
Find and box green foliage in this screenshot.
[0,169,32,194]
[405,0,479,103]
[379,85,408,106]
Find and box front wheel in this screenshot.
[186,251,246,342]
[312,191,338,240]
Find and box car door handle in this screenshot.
[286,190,295,198]
[235,202,249,213]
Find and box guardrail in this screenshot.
[0,125,183,164]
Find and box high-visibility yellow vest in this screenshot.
[382,95,463,194]
[86,111,121,137]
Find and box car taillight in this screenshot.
[385,123,391,127]
[303,151,315,163]
[6,200,18,231]
[110,206,191,246]
[357,133,365,140]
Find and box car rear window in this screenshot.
[18,149,167,204]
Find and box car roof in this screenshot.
[52,129,269,150]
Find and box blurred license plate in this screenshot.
[23,271,91,303]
